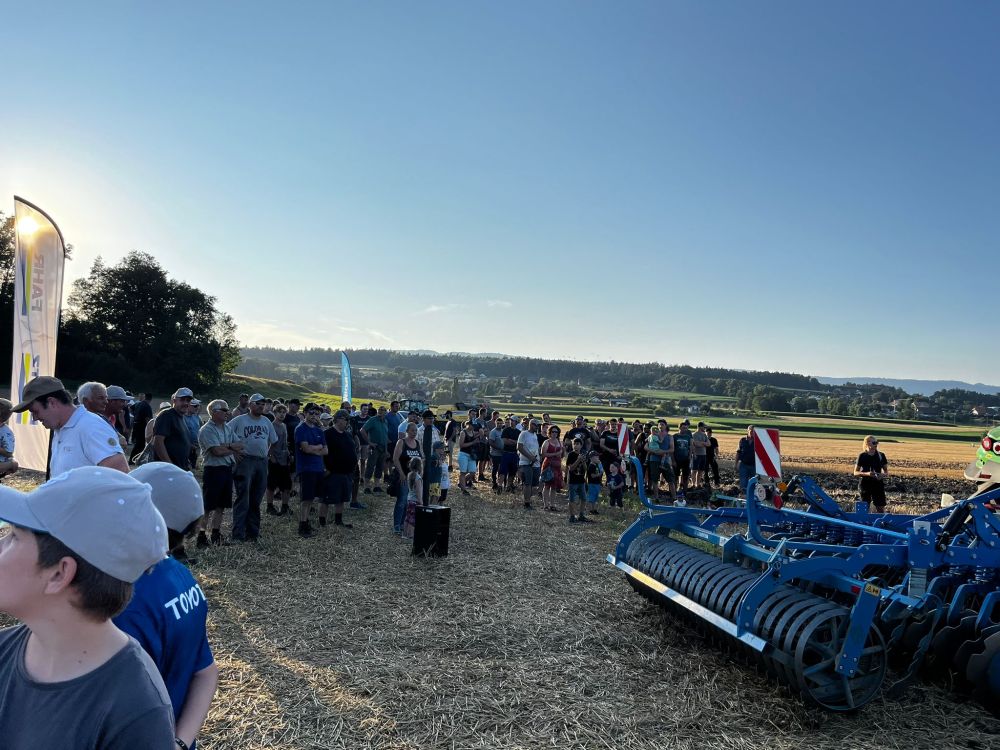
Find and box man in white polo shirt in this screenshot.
[12,376,129,477]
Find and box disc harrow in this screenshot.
[607,459,1000,714]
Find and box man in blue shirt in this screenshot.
[294,405,328,538]
[115,462,217,750]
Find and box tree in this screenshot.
[62,251,239,389]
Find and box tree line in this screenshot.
[1,212,239,391]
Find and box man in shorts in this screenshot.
[323,410,358,529]
[196,399,243,547]
[673,419,693,494]
[690,422,711,490]
[294,405,328,538]
[516,418,542,510]
[499,416,521,493]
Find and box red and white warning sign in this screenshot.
[753,428,781,478]
[618,423,631,456]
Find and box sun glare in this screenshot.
[16,216,40,236]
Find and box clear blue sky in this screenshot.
[3,2,997,383]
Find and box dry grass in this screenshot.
[776,436,975,478]
[184,478,997,750]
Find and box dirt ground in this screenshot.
[181,463,997,750]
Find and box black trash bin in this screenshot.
[412,504,450,557]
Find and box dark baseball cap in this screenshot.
[12,375,66,412]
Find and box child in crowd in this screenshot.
[585,451,604,516]
[607,461,625,509]
[116,463,219,750]
[426,442,447,504]
[403,457,423,539]
[432,441,450,504]
[565,438,591,524]
[0,398,18,479]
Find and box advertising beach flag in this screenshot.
[753,427,781,479]
[9,198,68,472]
[341,352,352,404]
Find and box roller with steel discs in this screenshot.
[607,456,1000,714]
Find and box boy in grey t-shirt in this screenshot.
[0,467,174,749]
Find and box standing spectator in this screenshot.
[499,416,521,493]
[402,457,424,540]
[321,410,358,531]
[705,427,721,488]
[230,393,250,419]
[0,399,18,479]
[673,419,693,493]
[540,425,564,512]
[116,463,219,750]
[384,400,403,472]
[417,410,439,505]
[105,385,131,450]
[735,426,756,497]
[428,441,450,504]
[516,418,542,510]
[129,393,154,463]
[265,403,293,516]
[295,405,328,537]
[854,435,889,512]
[564,416,592,453]
[476,407,490,481]
[184,400,203,470]
[690,422,711,490]
[599,418,622,492]
[153,388,194,471]
[391,422,422,535]
[565,438,589,523]
[488,417,504,492]
[646,420,676,502]
[585,451,605,515]
[457,421,479,494]
[197,400,242,547]
[77,381,109,418]
[443,410,459,470]
[607,462,625,509]
[361,406,388,495]
[13,376,128,476]
[0,467,174,748]
[228,394,278,543]
[261,398,275,422]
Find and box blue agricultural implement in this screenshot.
[607,457,1000,713]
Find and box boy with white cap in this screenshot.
[0,467,174,748]
[116,463,219,750]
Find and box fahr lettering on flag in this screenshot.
[618,423,631,456]
[753,428,781,479]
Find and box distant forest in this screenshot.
[241,347,825,392]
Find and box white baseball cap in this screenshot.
[129,463,204,533]
[0,467,168,582]
[248,393,266,403]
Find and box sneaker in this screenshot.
[578,515,594,523]
[196,532,210,549]
[674,498,687,508]
[335,521,354,529]
[569,515,579,524]
[523,503,534,510]
[298,522,314,538]
[590,508,600,516]
[279,505,291,516]
[545,506,559,512]
[265,505,279,516]
[373,487,383,494]
[460,488,470,495]
[363,488,371,495]
[349,501,367,510]
[318,517,327,527]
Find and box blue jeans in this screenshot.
[233,456,268,540]
[738,463,755,496]
[393,483,408,532]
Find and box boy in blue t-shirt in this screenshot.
[115,462,218,750]
[585,451,604,515]
[0,398,18,480]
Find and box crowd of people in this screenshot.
[0,373,894,748]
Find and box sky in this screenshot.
[2,2,998,383]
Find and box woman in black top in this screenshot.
[391,423,422,534]
[853,435,889,512]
